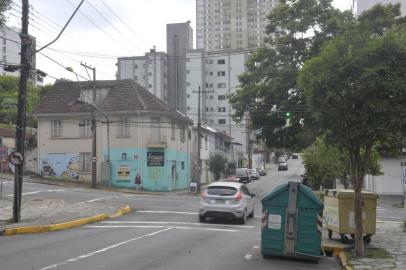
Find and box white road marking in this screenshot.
[136,210,197,215]
[102,220,255,228]
[377,220,403,224]
[85,225,238,232]
[5,189,68,197]
[244,245,259,260]
[77,196,119,205]
[37,228,172,270]
[121,194,156,197]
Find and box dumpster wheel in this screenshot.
[340,234,349,243]
[363,234,372,244]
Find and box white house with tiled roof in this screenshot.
[33,79,194,191]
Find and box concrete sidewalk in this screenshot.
[347,221,406,270]
[0,192,126,232]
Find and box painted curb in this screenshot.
[339,251,353,270]
[109,205,132,218]
[0,205,132,236]
[2,214,108,236]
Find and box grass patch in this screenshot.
[347,248,393,262]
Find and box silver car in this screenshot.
[199,182,256,224]
[248,169,260,180]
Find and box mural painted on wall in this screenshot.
[40,153,80,179]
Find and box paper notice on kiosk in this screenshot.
[268,214,282,229]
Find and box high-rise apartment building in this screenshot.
[196,0,275,51]
[166,22,194,113]
[0,27,38,84]
[356,0,405,15]
[116,48,167,101]
[186,49,250,150]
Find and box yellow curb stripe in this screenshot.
[3,214,108,235]
[109,205,132,218]
[339,251,353,270]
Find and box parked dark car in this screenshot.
[256,168,267,176]
[235,168,251,183]
[292,153,299,159]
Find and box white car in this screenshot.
[199,182,256,224]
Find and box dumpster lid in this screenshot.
[325,189,379,199]
[262,182,323,208]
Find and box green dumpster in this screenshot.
[261,182,324,261]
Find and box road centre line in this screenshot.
[37,228,172,270]
[85,225,238,232]
[102,221,255,228]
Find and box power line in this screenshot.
[85,0,143,54]
[38,52,89,81]
[97,0,150,49]
[63,0,134,54]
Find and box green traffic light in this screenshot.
[285,112,291,117]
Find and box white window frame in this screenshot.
[117,117,130,137]
[79,152,91,172]
[79,119,92,137]
[51,120,63,137]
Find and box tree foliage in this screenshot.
[229,0,354,151]
[0,0,12,28]
[298,4,406,255]
[302,137,382,189]
[0,76,44,126]
[208,154,228,181]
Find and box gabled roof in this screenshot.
[33,79,192,123]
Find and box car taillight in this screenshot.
[235,192,243,201]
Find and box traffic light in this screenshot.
[285,112,291,118]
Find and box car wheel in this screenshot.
[199,215,205,223]
[238,210,247,224]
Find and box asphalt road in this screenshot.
[0,159,341,270]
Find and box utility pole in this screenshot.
[197,86,201,192]
[12,0,29,223]
[81,62,97,188]
[193,86,214,192]
[247,116,252,169]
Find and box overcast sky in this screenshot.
[6,0,353,85]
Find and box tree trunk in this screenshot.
[352,147,365,256]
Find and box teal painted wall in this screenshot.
[105,147,191,192]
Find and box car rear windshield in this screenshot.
[206,186,238,196]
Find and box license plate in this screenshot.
[215,199,225,204]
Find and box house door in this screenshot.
[171,161,177,190]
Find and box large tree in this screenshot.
[229,0,354,151]
[0,75,42,126]
[0,0,11,28]
[299,4,406,255]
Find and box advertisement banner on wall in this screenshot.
[147,152,164,166]
[117,165,130,181]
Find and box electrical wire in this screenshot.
[97,0,150,49]
[85,0,144,54]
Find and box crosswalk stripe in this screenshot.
[85,225,238,232]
